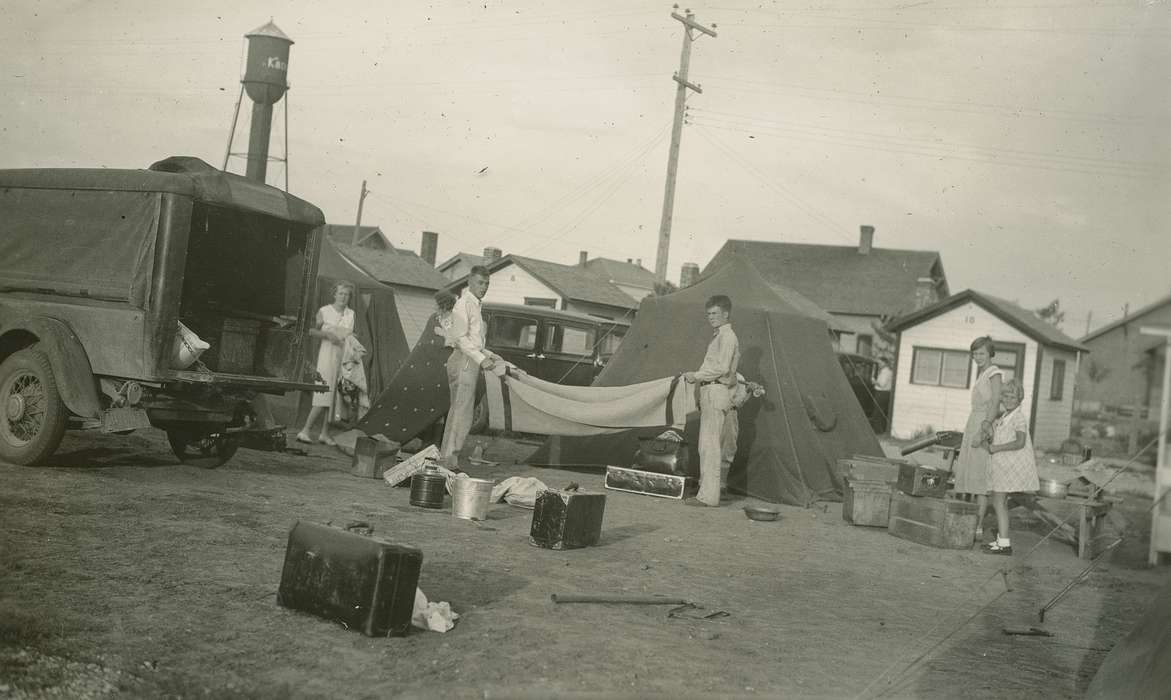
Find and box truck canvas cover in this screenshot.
[0,156,324,305]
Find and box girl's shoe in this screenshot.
[981,541,1013,556]
[295,432,313,444]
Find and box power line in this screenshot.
[688,106,1164,173]
[691,124,856,245]
[692,74,1164,126]
[687,116,1166,181]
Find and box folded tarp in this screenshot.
[483,366,695,436]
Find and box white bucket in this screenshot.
[450,477,495,521]
[170,322,211,369]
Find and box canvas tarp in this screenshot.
[528,257,882,506]
[0,187,159,305]
[484,368,693,435]
[1085,575,1171,699]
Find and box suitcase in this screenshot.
[605,465,691,500]
[632,437,694,478]
[843,478,894,527]
[887,492,978,549]
[896,463,950,498]
[530,488,607,550]
[835,455,903,484]
[277,521,423,637]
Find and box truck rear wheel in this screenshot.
[166,427,240,469]
[0,347,69,465]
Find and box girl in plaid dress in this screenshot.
[982,378,1040,555]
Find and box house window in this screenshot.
[524,297,557,308]
[857,334,873,357]
[991,342,1026,384]
[911,347,971,388]
[1050,359,1066,400]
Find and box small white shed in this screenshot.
[886,290,1088,450]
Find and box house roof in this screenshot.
[704,240,947,317]
[332,240,449,291]
[436,252,485,274]
[451,254,639,310]
[583,257,656,290]
[1080,291,1171,343]
[887,289,1089,353]
[322,224,388,249]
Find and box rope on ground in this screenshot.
[854,435,1160,699]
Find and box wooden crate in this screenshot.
[887,492,978,549]
[217,317,261,374]
[843,479,894,527]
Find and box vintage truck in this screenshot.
[0,156,326,467]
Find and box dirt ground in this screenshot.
[1,428,1167,699]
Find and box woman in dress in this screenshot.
[952,335,1003,539]
[296,281,355,446]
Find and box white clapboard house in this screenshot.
[886,290,1088,450]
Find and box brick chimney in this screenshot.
[859,225,875,255]
[680,262,700,288]
[914,277,937,310]
[483,247,502,263]
[579,250,588,266]
[420,231,438,266]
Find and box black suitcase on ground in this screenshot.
[277,521,423,637]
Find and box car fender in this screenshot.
[0,315,102,419]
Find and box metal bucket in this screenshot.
[450,477,495,521]
[409,470,447,509]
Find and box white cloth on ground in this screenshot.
[490,476,550,509]
[412,588,458,633]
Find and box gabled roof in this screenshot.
[436,252,485,274]
[583,258,656,290]
[322,224,389,249]
[704,239,947,317]
[451,254,639,310]
[887,289,1088,353]
[1080,291,1171,343]
[332,241,449,291]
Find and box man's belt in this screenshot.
[698,380,729,387]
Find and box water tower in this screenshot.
[223,20,293,185]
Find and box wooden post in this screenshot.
[654,8,716,285]
[352,180,369,246]
[1141,326,1171,565]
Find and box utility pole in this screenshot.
[654,6,716,285]
[1084,309,1093,337]
[352,180,369,246]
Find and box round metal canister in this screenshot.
[450,478,495,521]
[409,470,447,509]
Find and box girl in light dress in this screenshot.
[296,282,355,446]
[952,336,1004,539]
[982,378,1040,555]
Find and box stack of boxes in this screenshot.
[840,454,979,549]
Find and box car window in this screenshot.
[488,315,538,350]
[543,322,595,356]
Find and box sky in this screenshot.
[3,0,1169,336]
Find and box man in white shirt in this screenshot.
[440,266,499,464]
[682,295,741,507]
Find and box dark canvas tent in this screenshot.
[274,237,410,428]
[530,257,882,505]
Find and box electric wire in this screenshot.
[691,124,856,245]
